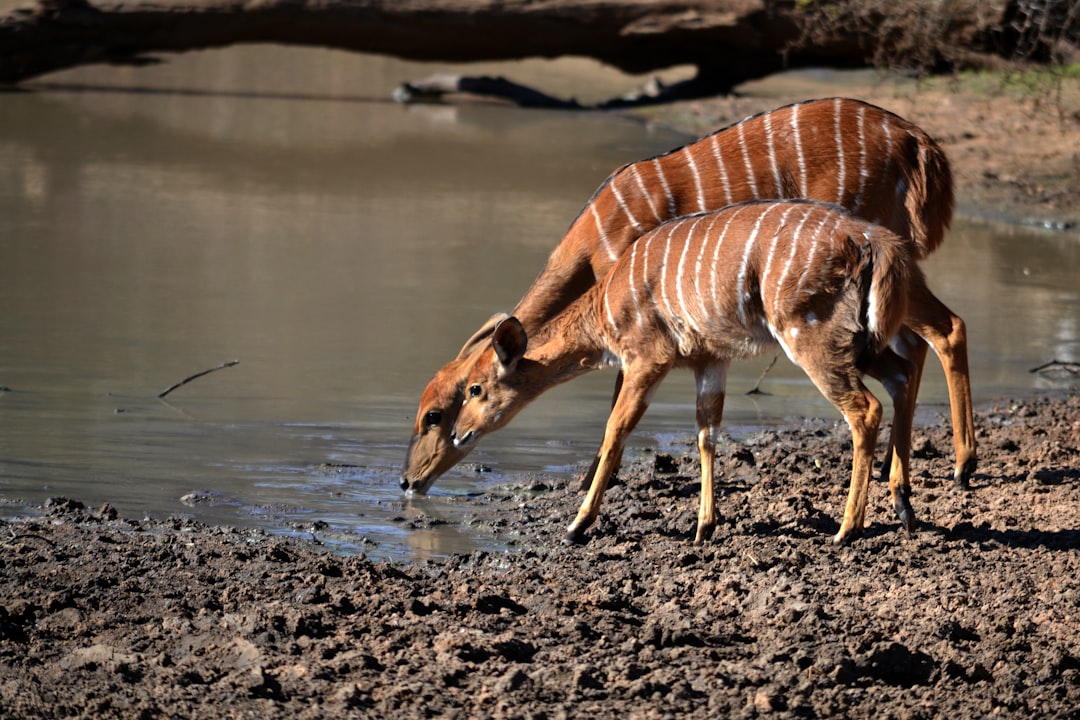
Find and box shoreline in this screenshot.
[3,392,1079,717]
[3,79,1079,718]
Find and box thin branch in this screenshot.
[746,355,778,396]
[1029,359,1080,375]
[158,360,239,398]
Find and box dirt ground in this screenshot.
[2,82,1079,719]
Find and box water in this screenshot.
[2,48,1077,561]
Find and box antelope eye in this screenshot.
[468,384,482,398]
[423,410,442,427]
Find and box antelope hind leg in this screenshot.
[866,347,918,533]
[905,282,977,488]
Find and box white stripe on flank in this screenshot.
[833,98,846,205]
[880,115,894,183]
[694,212,725,324]
[709,207,745,317]
[854,104,868,213]
[675,216,706,336]
[765,112,782,197]
[630,165,663,224]
[610,176,646,233]
[737,121,760,199]
[590,204,618,263]
[735,204,781,326]
[759,204,801,311]
[794,213,846,304]
[603,259,620,338]
[792,103,807,197]
[866,235,882,338]
[652,158,677,218]
[684,146,707,213]
[627,235,644,329]
[773,204,816,319]
[640,231,661,327]
[709,133,734,206]
[658,223,679,327]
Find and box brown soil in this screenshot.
[3,84,1080,719]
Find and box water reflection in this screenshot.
[1,49,1077,561]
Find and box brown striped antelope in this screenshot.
[451,200,922,545]
[401,97,975,496]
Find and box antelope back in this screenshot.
[525,97,951,329]
[596,200,915,363]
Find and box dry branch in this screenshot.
[158,360,239,398]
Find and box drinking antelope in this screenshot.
[402,97,974,496]
[452,200,922,544]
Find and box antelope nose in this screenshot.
[399,476,410,491]
[451,430,473,449]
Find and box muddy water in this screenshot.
[1,48,1077,560]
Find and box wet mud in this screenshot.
[2,392,1078,718]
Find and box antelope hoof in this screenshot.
[953,457,977,491]
[894,490,916,534]
[562,517,595,545]
[832,525,863,546]
[693,521,715,545]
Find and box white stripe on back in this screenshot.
[737,121,760,199]
[709,133,735,206]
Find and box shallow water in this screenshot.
[1,48,1077,560]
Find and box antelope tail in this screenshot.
[865,228,916,349]
[903,131,955,260]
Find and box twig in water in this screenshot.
[1029,359,1080,375]
[158,360,239,398]
[746,355,778,395]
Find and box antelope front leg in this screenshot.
[692,363,728,544]
[906,282,977,488]
[565,363,669,544]
[577,370,626,492]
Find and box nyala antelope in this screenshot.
[452,200,923,544]
[402,97,974,499]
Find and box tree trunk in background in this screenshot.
[0,0,1067,92]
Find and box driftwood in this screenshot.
[0,0,1038,91]
[158,360,239,399]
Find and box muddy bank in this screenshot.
[2,392,1078,718]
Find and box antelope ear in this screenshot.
[457,312,511,359]
[491,317,527,369]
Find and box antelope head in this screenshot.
[400,313,509,494]
[452,316,532,452]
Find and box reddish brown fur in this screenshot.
[453,201,922,544]
[402,98,974,495]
